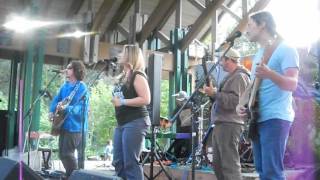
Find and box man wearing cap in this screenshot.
[167,91,192,160]
[204,48,250,180]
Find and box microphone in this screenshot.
[216,31,242,51]
[225,31,242,43]
[50,69,65,73]
[103,57,118,63]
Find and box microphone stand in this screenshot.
[23,72,60,166]
[73,61,111,169]
[170,42,235,180]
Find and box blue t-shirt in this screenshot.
[251,42,299,122]
[50,81,89,132]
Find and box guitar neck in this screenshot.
[248,77,261,109]
[202,61,210,86]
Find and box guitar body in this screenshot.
[51,110,65,136]
[239,79,260,140]
[246,99,259,140]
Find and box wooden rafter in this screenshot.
[157,0,177,31]
[187,0,205,11]
[221,4,241,21]
[137,0,177,45]
[156,31,170,45]
[200,0,236,41]
[91,0,116,32]
[179,0,225,52]
[117,23,129,38]
[105,0,134,33]
[66,0,85,18]
[230,0,271,34]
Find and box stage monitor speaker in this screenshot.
[0,157,42,180]
[0,110,18,156]
[69,169,122,180]
[147,53,162,126]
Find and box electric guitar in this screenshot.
[238,37,281,139]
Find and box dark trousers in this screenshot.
[59,130,84,177]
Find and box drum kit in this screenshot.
[158,99,253,168]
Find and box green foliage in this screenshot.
[0,60,10,110]
[87,79,117,155]
[0,91,8,110]
[160,80,169,117]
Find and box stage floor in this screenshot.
[44,160,308,180]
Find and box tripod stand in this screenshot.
[142,125,172,180]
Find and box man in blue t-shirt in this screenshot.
[49,60,89,178]
[237,11,299,180]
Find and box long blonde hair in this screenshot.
[118,44,146,85]
[122,44,145,71]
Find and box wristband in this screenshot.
[120,98,126,106]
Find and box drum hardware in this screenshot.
[142,125,172,180]
[186,100,212,168]
[169,43,234,180]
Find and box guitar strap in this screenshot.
[250,37,282,110]
[61,81,81,107]
[261,37,282,69]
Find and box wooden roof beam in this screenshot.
[137,0,177,45]
[199,0,236,41]
[105,0,134,33]
[66,0,85,18]
[230,0,271,35]
[156,0,177,31]
[91,0,116,32]
[220,4,241,21]
[156,31,170,45]
[117,23,129,38]
[179,0,225,52]
[187,0,205,11]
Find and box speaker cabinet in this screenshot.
[0,110,18,156]
[69,169,122,180]
[147,53,163,126]
[0,157,42,180]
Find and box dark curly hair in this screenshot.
[70,60,86,81]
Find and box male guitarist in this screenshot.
[203,48,250,180]
[49,60,89,178]
[236,11,299,180]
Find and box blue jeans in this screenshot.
[252,119,291,180]
[112,118,150,180]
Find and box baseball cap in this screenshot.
[224,48,241,62]
[172,91,189,101]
